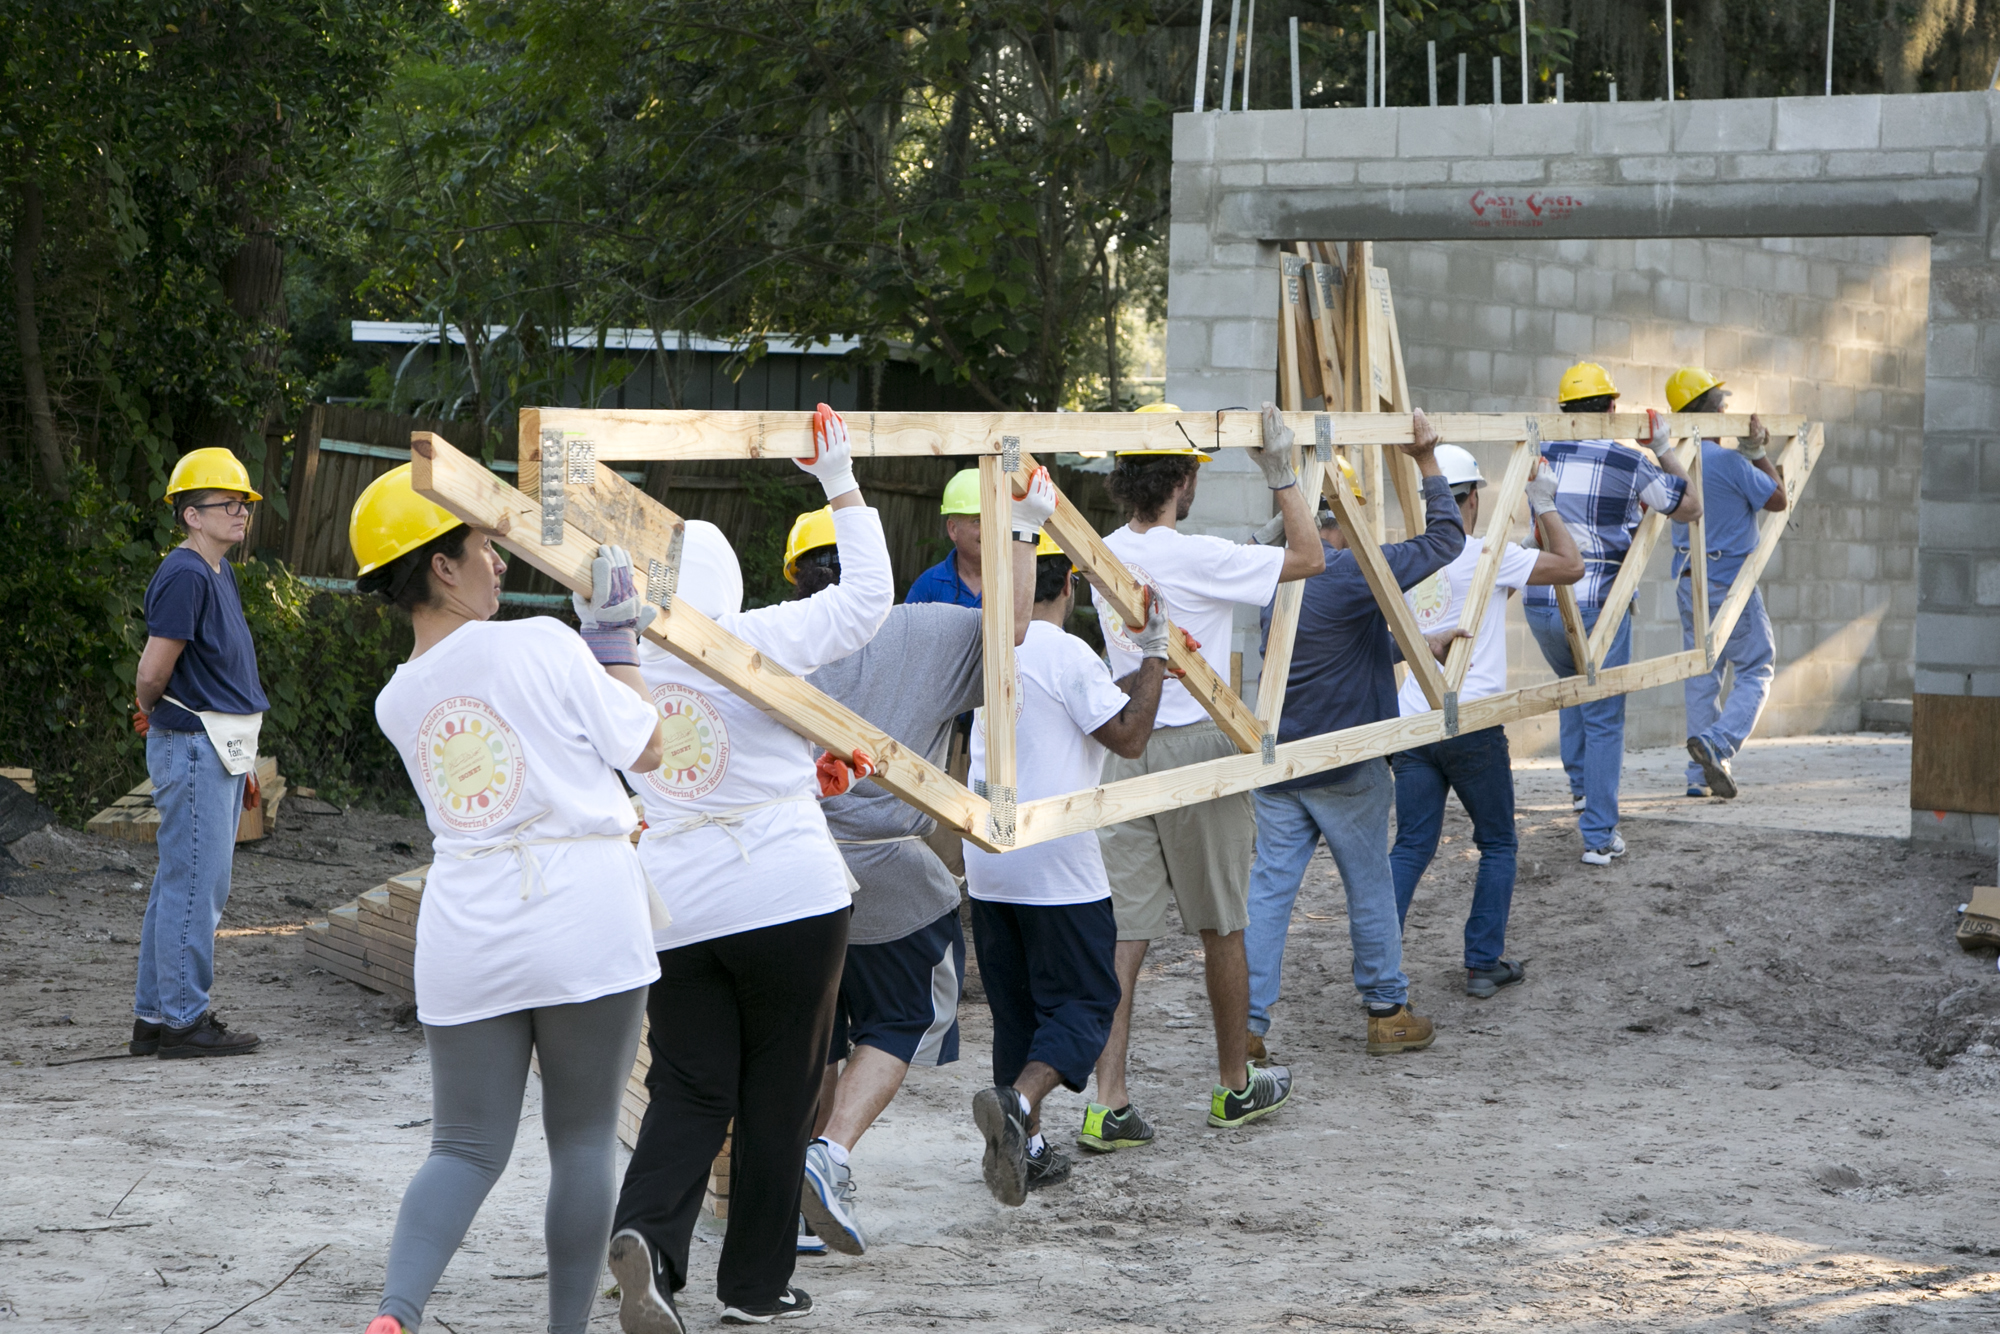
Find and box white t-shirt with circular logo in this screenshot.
[1396,535,1542,717]
[375,617,663,1025]
[630,505,895,950]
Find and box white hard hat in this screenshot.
[1433,444,1485,490]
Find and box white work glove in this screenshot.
[1131,587,1172,661]
[1739,413,1769,461]
[799,402,858,502]
[1524,458,1559,516]
[572,544,657,667]
[1251,403,1298,490]
[1251,512,1287,545]
[1011,465,1057,540]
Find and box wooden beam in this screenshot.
[519,406,1804,464]
[1441,439,1535,708]
[1278,253,1306,411]
[1376,267,1429,540]
[1320,460,1448,710]
[1688,437,1710,666]
[977,456,1019,845]
[1012,648,1706,848]
[1708,423,1821,650]
[1020,449,1266,755]
[1305,260,1346,410]
[1254,450,1326,740]
[409,432,1004,852]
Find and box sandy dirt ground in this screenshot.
[5,749,2000,1333]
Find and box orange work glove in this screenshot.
[243,773,260,812]
[132,701,150,737]
[815,748,877,799]
[1640,407,1665,447]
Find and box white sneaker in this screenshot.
[1580,833,1627,866]
[607,1229,685,1334]
[1572,794,1587,812]
[800,1139,866,1255]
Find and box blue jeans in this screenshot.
[1525,603,1632,850]
[1246,759,1405,1030]
[134,730,245,1028]
[1678,579,1774,785]
[1389,727,1518,970]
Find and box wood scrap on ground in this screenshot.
[86,756,285,844]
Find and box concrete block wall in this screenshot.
[1373,234,1929,754]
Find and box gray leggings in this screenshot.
[379,986,648,1333]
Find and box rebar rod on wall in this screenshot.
[1194,0,1214,111]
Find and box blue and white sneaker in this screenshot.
[796,1213,826,1255]
[800,1138,866,1255]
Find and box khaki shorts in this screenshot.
[1097,721,1255,940]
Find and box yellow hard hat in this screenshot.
[940,469,982,516]
[1034,530,1063,558]
[783,506,838,583]
[1334,455,1366,505]
[165,447,262,503]
[1665,367,1725,413]
[349,464,463,576]
[1558,362,1620,405]
[1117,402,1213,461]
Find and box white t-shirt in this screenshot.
[964,620,1131,905]
[1397,535,1542,716]
[374,617,663,1026]
[1094,524,1285,729]
[628,506,893,950]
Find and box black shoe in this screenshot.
[157,1012,260,1059]
[129,1019,162,1056]
[1025,1143,1073,1191]
[972,1085,1030,1207]
[720,1287,811,1324]
[1686,736,1737,799]
[1466,960,1525,1000]
[1078,1102,1154,1153]
[608,1229,684,1334]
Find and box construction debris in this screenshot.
[1,767,35,795]
[1956,885,2000,951]
[86,755,285,844]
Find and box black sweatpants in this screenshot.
[614,907,848,1307]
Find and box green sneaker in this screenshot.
[1077,1101,1154,1153]
[1208,1062,1291,1128]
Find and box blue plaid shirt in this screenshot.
[1521,440,1688,612]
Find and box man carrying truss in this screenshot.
[1244,411,1463,1059]
[1665,368,1787,801]
[966,533,1168,1203]
[1523,363,1701,866]
[1085,403,1324,1150]
[788,474,1047,1256]
[1389,446,1582,1001]
[903,469,987,607]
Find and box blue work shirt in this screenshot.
[1262,474,1464,793]
[904,553,981,608]
[144,547,269,734]
[1671,439,1778,587]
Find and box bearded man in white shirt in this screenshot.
[1390,445,1582,1001]
[1083,404,1324,1152]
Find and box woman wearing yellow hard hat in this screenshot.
[129,446,269,1062]
[351,463,671,1334]
[1665,368,1785,802]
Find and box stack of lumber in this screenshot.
[87,755,285,843]
[302,865,425,999]
[303,849,732,1223]
[1,767,35,795]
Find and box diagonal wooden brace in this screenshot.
[410,432,1003,852]
[1319,463,1448,710]
[1018,448,1265,755]
[1437,438,1536,733]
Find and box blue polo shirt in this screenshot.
[1671,440,1778,586]
[144,548,268,734]
[904,553,981,608]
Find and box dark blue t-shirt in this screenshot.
[144,548,268,734]
[904,554,982,608]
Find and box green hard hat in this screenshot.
[940,469,982,516]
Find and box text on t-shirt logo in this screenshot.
[645,682,731,800]
[1408,568,1454,633]
[417,696,527,832]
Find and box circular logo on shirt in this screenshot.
[645,683,730,800]
[417,696,526,832]
[1408,569,1454,633]
[1097,562,1172,655]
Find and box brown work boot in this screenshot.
[1365,1004,1435,1055]
[1246,1031,1269,1065]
